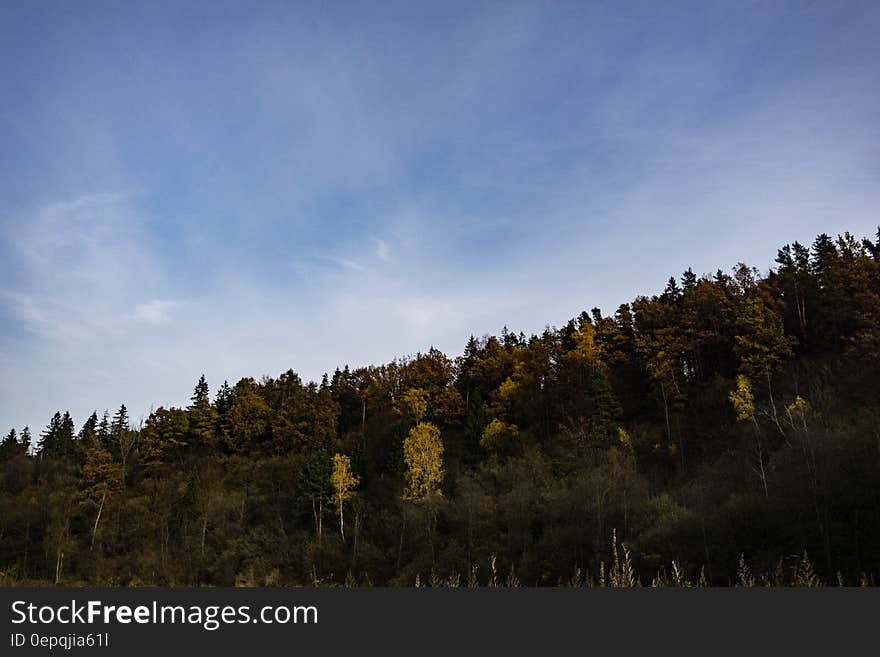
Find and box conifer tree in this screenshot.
[0,428,21,460]
[19,426,31,453]
[188,375,218,450]
[97,410,112,452]
[191,374,209,406]
[78,412,99,453]
[301,448,332,541]
[38,411,75,459]
[214,380,233,414]
[110,404,136,480]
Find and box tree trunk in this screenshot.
[396,512,407,571]
[54,549,64,585]
[352,510,360,566]
[766,369,785,436]
[312,497,320,541]
[339,495,345,541]
[661,382,672,444]
[90,492,106,551]
[753,421,769,500]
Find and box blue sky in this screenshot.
[2,1,879,435]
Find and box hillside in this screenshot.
[2,229,879,586]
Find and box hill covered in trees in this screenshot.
[2,230,879,586]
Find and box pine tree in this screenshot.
[774,242,812,348]
[38,411,75,459]
[191,374,210,406]
[77,412,99,452]
[188,375,218,451]
[301,448,332,541]
[97,410,112,452]
[214,380,232,414]
[0,428,21,460]
[109,404,136,479]
[19,426,31,453]
[681,268,698,292]
[660,276,682,305]
[810,233,844,350]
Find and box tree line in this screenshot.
[1,229,879,586]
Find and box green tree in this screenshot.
[188,375,219,451]
[110,404,136,479]
[20,426,31,452]
[77,412,100,454]
[300,448,332,542]
[37,411,75,460]
[96,410,111,452]
[0,429,23,460]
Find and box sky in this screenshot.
[1,0,879,435]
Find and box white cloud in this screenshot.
[374,238,391,262]
[130,299,179,325]
[2,5,879,438]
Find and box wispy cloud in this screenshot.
[1,2,878,435]
[130,299,180,325]
[374,239,391,262]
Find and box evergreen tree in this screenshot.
[188,375,218,451]
[810,233,844,350]
[37,411,75,459]
[660,276,682,304]
[97,410,112,452]
[109,404,136,476]
[78,411,100,452]
[0,428,21,460]
[681,267,698,292]
[111,404,129,437]
[191,374,210,406]
[19,426,31,453]
[214,380,233,414]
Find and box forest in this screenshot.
[1,229,879,587]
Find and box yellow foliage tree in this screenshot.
[330,453,359,540]
[617,427,633,451]
[498,377,520,404]
[571,321,602,366]
[81,447,124,550]
[398,388,429,424]
[403,422,444,501]
[480,418,519,451]
[786,395,811,431]
[729,375,756,423]
[729,375,768,499]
